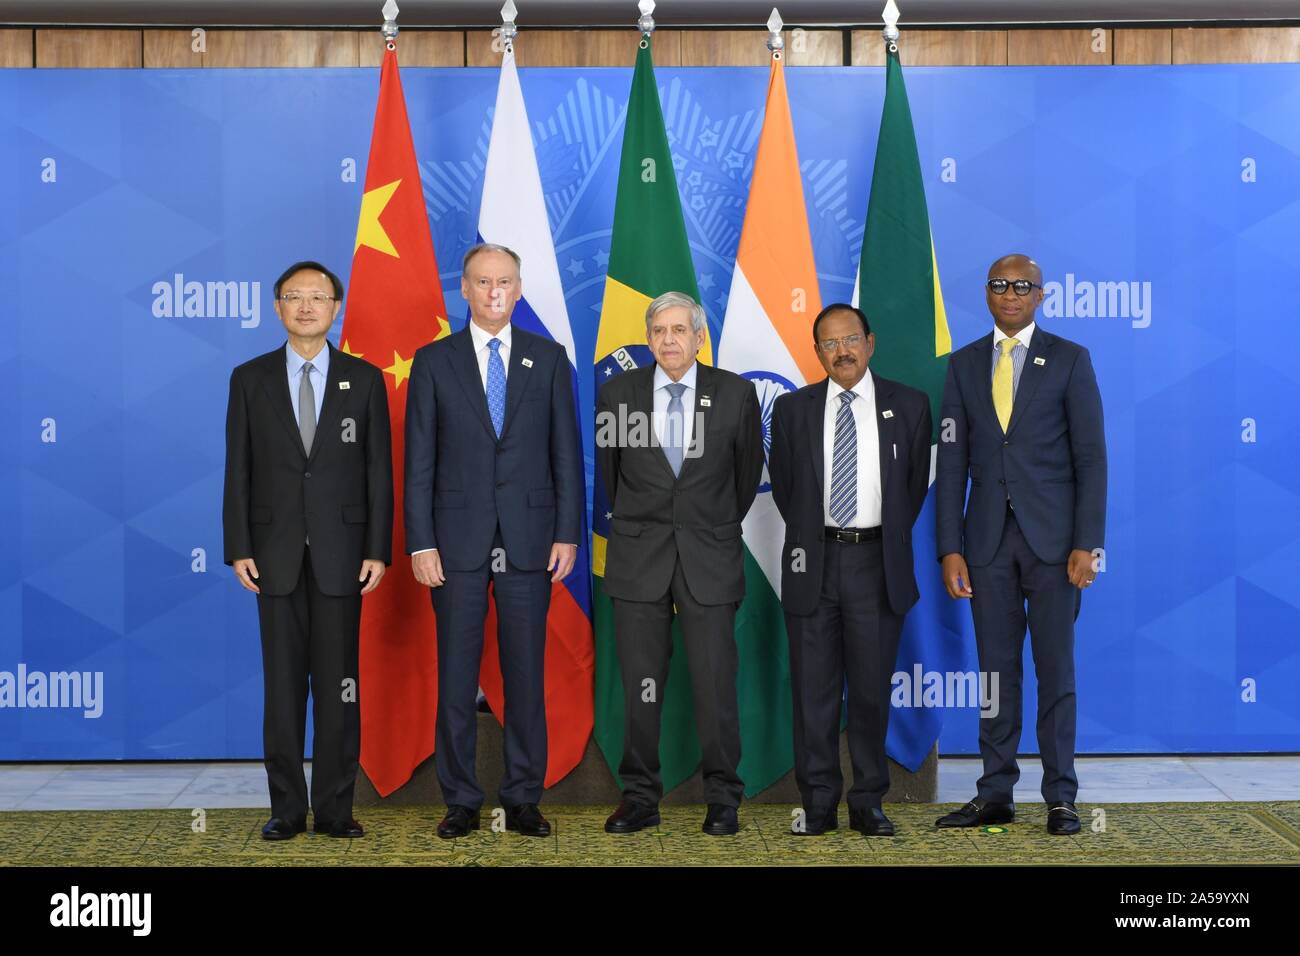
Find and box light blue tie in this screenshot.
[486,338,506,438]
[663,382,687,477]
[829,391,857,527]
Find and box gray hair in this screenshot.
[645,291,706,334]
[463,242,521,274]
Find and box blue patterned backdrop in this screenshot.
[1,64,1297,759]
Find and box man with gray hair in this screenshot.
[596,290,764,836]
[405,242,583,840]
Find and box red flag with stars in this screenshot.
[343,45,449,797]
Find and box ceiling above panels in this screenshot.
[2,1,1299,28]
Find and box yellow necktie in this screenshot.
[993,337,1020,432]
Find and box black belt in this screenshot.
[825,526,882,544]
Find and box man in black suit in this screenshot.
[935,254,1106,836]
[405,243,583,840]
[597,291,765,837]
[768,304,932,837]
[223,260,393,840]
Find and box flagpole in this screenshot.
[883,0,900,53]
[637,0,655,47]
[381,0,399,50]
[498,0,518,56]
[766,7,784,60]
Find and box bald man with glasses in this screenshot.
[935,254,1107,836]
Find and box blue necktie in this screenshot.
[486,338,506,438]
[664,382,687,477]
[829,391,858,527]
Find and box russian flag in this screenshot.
[475,46,594,786]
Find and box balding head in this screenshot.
[985,253,1044,335]
[988,253,1042,286]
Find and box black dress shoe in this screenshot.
[935,797,1016,828]
[604,799,661,834]
[1047,802,1081,835]
[702,803,739,836]
[261,817,306,840]
[314,818,365,838]
[437,805,481,840]
[849,806,895,837]
[505,803,551,837]
[793,806,839,836]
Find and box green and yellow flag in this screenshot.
[592,35,710,793]
[856,41,959,768]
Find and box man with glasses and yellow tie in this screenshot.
[223,261,393,841]
[935,254,1107,836]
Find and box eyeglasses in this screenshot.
[987,278,1041,297]
[818,333,863,352]
[279,293,335,308]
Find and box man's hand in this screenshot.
[412,550,446,588]
[359,559,386,595]
[941,553,973,599]
[548,543,578,583]
[233,558,260,594]
[1067,548,1097,590]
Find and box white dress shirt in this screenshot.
[469,319,512,388]
[823,373,881,528]
[286,341,328,425]
[652,361,698,457]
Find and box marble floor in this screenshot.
[0,756,1293,811]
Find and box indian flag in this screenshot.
[716,52,824,793]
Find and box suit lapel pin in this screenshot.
[882,409,894,419]
[699,396,711,407]
[338,381,350,389]
[521,357,533,368]
[1033,357,1046,366]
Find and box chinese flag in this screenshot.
[343,46,448,797]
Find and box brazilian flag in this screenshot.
[591,35,711,792]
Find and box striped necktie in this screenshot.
[829,391,857,527]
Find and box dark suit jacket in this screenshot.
[223,341,394,597]
[404,325,582,572]
[769,371,932,618]
[936,327,1107,567]
[597,362,764,606]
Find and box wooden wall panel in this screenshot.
[0,29,33,68]
[1173,27,1300,64]
[784,29,843,67]
[1114,28,1172,65]
[358,31,464,67]
[852,29,1006,66]
[1008,28,1112,65]
[466,29,678,67]
[143,29,204,68]
[36,29,142,68]
[203,30,359,68]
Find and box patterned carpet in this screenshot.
[3,803,1298,866]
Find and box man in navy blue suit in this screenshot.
[935,254,1106,836]
[404,243,583,840]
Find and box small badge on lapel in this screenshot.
[1033,357,1046,366]
[882,409,894,419]
[521,357,534,368]
[338,381,350,390]
[699,396,711,407]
